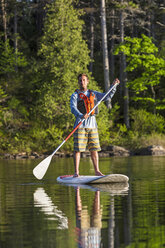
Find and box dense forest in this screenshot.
[0,0,165,155]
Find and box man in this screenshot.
[70,73,119,177]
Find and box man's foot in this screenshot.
[73,173,79,177]
[95,171,104,176]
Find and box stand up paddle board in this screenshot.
[57,174,129,184]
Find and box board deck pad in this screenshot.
[57,174,129,184]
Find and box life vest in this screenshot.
[75,89,98,115]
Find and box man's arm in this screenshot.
[94,78,120,101]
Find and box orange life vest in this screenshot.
[76,89,98,115]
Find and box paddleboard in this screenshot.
[57,174,129,184]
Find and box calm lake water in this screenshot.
[0,155,165,248]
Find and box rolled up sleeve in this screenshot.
[94,84,117,101]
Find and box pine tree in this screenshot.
[37,0,91,130]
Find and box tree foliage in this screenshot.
[114,34,165,112]
[0,40,27,75]
[36,0,91,126]
[0,0,164,153]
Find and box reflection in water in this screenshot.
[75,188,102,248]
[33,188,68,229]
[0,157,165,247]
[33,183,129,248]
[108,197,115,248]
[72,183,129,248]
[63,182,129,195]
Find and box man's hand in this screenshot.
[113,78,120,85]
[82,113,89,120]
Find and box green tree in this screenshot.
[114,34,165,113]
[29,0,108,150]
[37,0,90,126]
[29,0,113,151]
[0,40,27,76]
[0,38,29,152]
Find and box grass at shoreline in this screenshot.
[115,133,165,150]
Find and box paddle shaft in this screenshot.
[52,83,118,157]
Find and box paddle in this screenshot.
[33,82,119,179]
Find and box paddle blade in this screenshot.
[33,155,53,180]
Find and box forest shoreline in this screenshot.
[0,1,164,163]
[1,144,165,160]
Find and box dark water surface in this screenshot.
[0,156,165,248]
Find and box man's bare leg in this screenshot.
[91,151,104,176]
[73,151,81,177]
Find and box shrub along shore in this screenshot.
[1,109,165,159]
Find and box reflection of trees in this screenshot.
[108,197,115,248]
[108,190,131,248]
[1,156,165,247]
[0,184,10,234]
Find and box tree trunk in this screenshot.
[120,0,130,128]
[147,0,155,39]
[89,0,94,74]
[123,55,130,128]
[109,6,115,82]
[1,0,7,41]
[148,0,156,114]
[163,0,165,25]
[14,5,18,71]
[100,0,111,108]
[151,85,156,114]
[14,5,18,51]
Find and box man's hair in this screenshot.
[78,73,89,80]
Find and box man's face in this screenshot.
[78,75,89,91]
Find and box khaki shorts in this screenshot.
[74,128,101,152]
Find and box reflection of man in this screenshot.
[75,187,102,248]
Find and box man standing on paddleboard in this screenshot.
[70,74,119,177]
